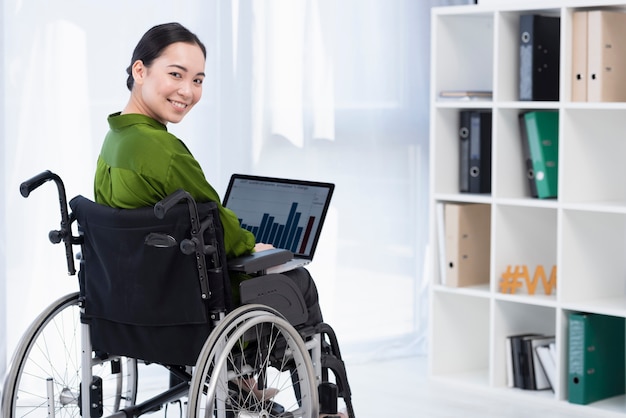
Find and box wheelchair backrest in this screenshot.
[69,195,231,365]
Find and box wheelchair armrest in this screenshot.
[227,248,293,274]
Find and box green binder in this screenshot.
[568,312,625,405]
[520,111,559,199]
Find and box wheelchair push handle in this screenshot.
[19,170,77,276]
[153,189,192,219]
[20,170,59,197]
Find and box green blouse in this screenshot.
[94,112,256,258]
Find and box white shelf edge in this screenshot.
[434,100,494,109]
[560,200,626,214]
[493,197,559,209]
[561,297,626,317]
[433,193,492,204]
[432,283,491,298]
[434,195,626,213]
[494,292,558,308]
[496,101,560,109]
[563,101,626,110]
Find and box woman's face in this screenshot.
[132,42,205,124]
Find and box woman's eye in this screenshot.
[194,78,204,85]
[170,72,182,78]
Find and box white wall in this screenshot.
[1,0,430,381]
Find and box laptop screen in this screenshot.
[223,174,334,258]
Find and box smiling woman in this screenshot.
[123,25,206,125]
[94,21,325,335]
[125,43,205,124]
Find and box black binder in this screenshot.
[519,14,560,101]
[459,110,492,194]
[511,334,536,389]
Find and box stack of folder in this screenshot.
[572,10,626,102]
[506,334,555,391]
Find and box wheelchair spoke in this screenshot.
[2,293,138,418]
[187,307,318,418]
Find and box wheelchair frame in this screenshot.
[2,170,355,418]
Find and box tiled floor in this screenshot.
[138,355,625,417]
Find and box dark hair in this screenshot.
[126,22,207,91]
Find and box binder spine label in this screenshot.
[459,112,471,193]
[568,318,584,376]
[469,114,482,191]
[519,15,533,101]
[568,315,585,404]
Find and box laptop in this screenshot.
[223,174,334,273]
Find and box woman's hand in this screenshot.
[254,243,275,252]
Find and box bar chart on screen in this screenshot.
[223,175,333,257]
[239,201,316,254]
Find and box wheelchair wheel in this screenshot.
[2,292,138,417]
[188,304,319,418]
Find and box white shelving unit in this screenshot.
[429,1,626,416]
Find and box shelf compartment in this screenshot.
[492,300,556,391]
[431,107,493,196]
[494,9,562,103]
[492,108,536,199]
[560,108,626,204]
[493,204,558,298]
[494,107,560,200]
[430,291,490,385]
[560,309,626,414]
[432,12,494,98]
[560,210,626,307]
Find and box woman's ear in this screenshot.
[131,60,146,86]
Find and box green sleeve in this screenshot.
[166,153,256,258]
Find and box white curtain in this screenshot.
[0,0,5,378]
[225,0,431,360]
[1,0,433,380]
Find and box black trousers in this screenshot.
[231,267,323,328]
[282,267,323,328]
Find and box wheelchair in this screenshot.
[2,171,354,418]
